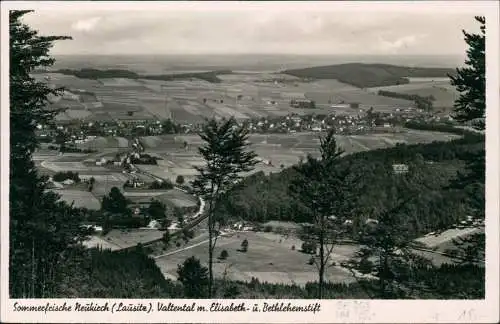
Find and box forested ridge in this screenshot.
[282,63,456,88]
[53,68,232,83]
[220,133,484,239]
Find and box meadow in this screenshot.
[55,189,101,210]
[154,231,359,286]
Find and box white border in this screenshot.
[1,1,499,323]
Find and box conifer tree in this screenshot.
[192,117,258,297]
[9,10,86,298]
[290,129,362,299]
[448,16,486,217]
[449,16,486,130]
[348,168,433,299]
[177,256,209,298]
[448,16,486,265]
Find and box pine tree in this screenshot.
[447,16,486,266]
[177,257,209,298]
[349,169,433,299]
[448,16,486,218]
[9,10,87,298]
[290,129,362,299]
[148,199,166,219]
[449,16,485,130]
[101,187,130,216]
[192,117,258,297]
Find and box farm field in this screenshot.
[154,231,358,286]
[86,229,165,250]
[54,189,101,210]
[368,78,459,110]
[35,129,460,195]
[36,71,418,124]
[136,130,461,175]
[124,189,198,209]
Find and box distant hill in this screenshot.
[55,68,233,83]
[282,63,457,88]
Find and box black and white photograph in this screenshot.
[1,1,499,323]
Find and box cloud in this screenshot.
[21,9,479,55]
[377,34,427,54]
[71,17,102,32]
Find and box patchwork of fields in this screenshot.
[368,77,459,111]
[35,72,422,123]
[37,128,459,214]
[134,130,461,180]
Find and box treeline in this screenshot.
[52,171,81,183]
[404,121,480,136]
[282,63,456,88]
[57,68,138,79]
[55,246,183,298]
[378,90,435,111]
[55,68,233,84]
[226,263,483,299]
[129,153,158,165]
[54,245,482,299]
[143,70,232,84]
[219,134,484,239]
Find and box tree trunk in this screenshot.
[319,228,325,299]
[316,204,325,300]
[31,237,35,298]
[379,251,385,298]
[208,212,213,298]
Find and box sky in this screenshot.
[20,3,484,56]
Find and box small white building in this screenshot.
[62,179,74,185]
[147,220,160,229]
[392,164,409,174]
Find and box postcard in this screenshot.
[1,1,498,323]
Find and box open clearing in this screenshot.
[155,231,358,286]
[86,229,165,250]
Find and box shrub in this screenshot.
[52,171,80,183]
[219,250,229,260]
[358,257,374,274]
[264,225,273,232]
[177,256,208,298]
[150,180,174,190]
[291,245,295,251]
[308,256,315,265]
[301,241,317,254]
[241,239,249,252]
[223,284,240,298]
[175,175,185,185]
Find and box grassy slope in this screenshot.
[282,63,456,88]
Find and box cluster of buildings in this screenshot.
[35,97,458,147]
